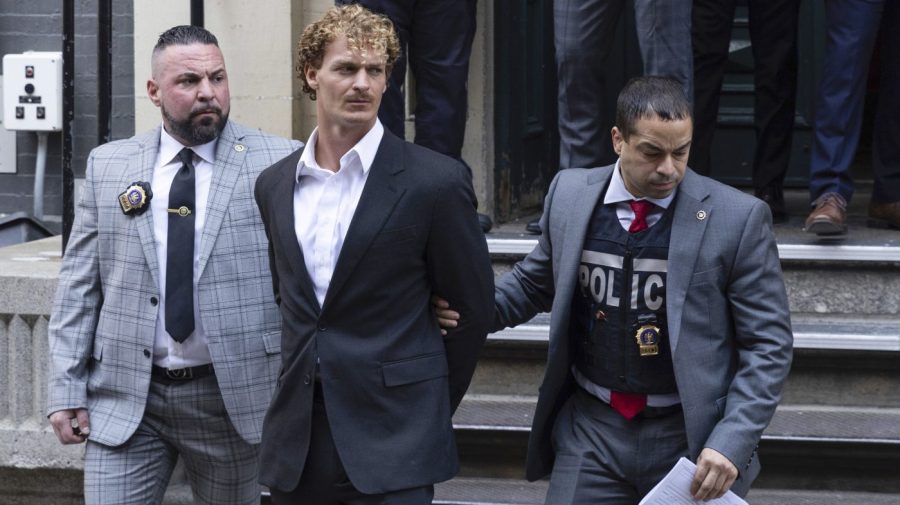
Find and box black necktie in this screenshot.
[165,148,196,342]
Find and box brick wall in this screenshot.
[0,0,134,224]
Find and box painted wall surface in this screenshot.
[133,0,300,141]
[0,1,134,220]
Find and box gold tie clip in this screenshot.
[167,206,192,217]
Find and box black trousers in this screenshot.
[690,0,801,192]
[337,0,477,165]
[871,0,900,203]
[269,388,434,505]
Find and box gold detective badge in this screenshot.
[118,181,153,215]
[634,324,660,356]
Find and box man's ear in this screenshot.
[147,78,161,107]
[611,126,624,156]
[305,65,318,91]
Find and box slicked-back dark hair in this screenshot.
[615,76,692,140]
[153,25,219,55]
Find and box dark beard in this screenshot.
[162,106,228,146]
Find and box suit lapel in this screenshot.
[321,132,406,311]
[133,127,163,287]
[198,121,244,276]
[666,170,711,353]
[273,148,321,311]
[556,167,610,311]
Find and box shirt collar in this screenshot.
[159,124,217,166]
[603,159,677,209]
[296,119,385,180]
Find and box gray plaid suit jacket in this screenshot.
[494,166,793,497]
[47,121,301,446]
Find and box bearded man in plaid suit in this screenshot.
[46,25,300,505]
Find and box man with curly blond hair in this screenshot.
[254,5,494,504]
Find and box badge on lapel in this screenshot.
[118,181,153,216]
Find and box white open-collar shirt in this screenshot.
[294,120,384,307]
[151,126,216,368]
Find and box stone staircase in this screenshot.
[434,214,900,505]
[89,192,900,504]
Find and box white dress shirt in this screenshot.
[294,120,384,307]
[151,126,216,368]
[604,159,677,230]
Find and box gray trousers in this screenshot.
[545,388,689,505]
[84,374,260,505]
[554,0,693,169]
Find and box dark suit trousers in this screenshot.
[691,0,800,192]
[337,0,477,164]
[555,0,693,170]
[269,387,434,505]
[872,0,900,203]
[809,0,884,203]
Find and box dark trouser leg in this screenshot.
[809,0,883,204]
[407,0,477,162]
[338,0,414,140]
[872,0,900,203]
[689,0,736,176]
[555,0,625,170]
[633,0,693,102]
[748,0,801,193]
[269,392,433,505]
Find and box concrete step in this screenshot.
[434,477,545,505]
[486,267,900,319]
[453,396,900,444]
[468,314,900,407]
[487,236,900,263]
[451,396,900,492]
[433,477,900,505]
[486,221,900,317]
[486,313,900,351]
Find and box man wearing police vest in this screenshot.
[435,76,793,504]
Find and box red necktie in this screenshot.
[611,199,654,419]
[609,391,647,420]
[628,200,654,233]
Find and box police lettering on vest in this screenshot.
[569,198,678,394]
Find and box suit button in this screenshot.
[318,325,326,332]
[303,374,311,385]
[150,297,158,306]
[143,349,151,358]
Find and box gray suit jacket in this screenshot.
[47,121,301,446]
[494,165,793,497]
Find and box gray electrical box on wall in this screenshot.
[2,51,63,131]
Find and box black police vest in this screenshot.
[570,196,678,394]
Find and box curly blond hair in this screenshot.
[297,4,401,100]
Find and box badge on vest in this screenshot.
[634,314,661,356]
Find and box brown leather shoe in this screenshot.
[804,193,847,236]
[868,201,900,229]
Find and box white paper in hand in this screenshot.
[638,457,748,505]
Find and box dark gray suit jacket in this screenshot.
[494,165,793,497]
[254,130,494,494]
